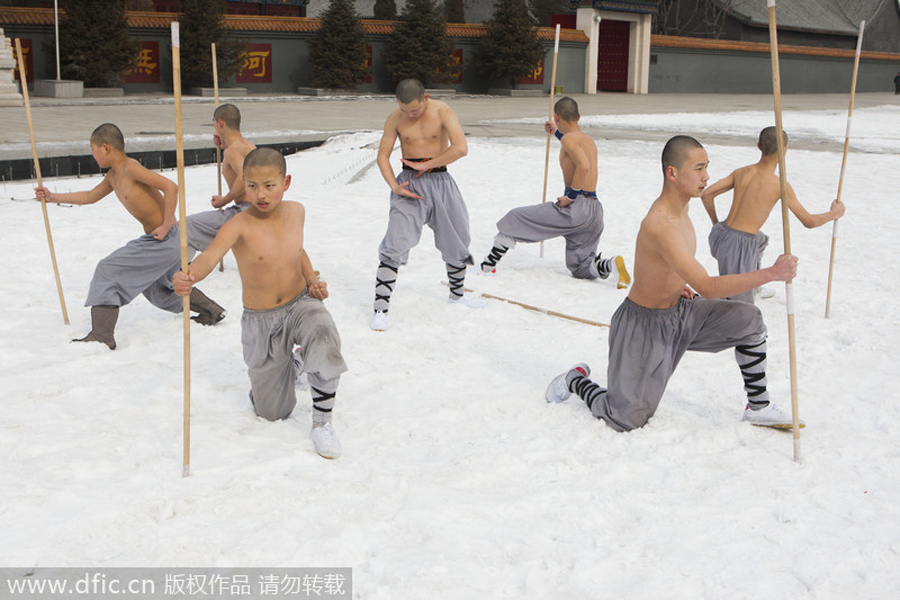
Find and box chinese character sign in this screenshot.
[237,43,273,84]
[13,38,33,83]
[124,42,160,84]
[517,58,545,85]
[434,48,463,85]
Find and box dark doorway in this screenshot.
[597,19,630,92]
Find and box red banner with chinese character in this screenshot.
[434,49,463,85]
[517,57,545,85]
[237,43,273,84]
[123,41,160,84]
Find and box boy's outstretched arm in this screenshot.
[173,219,240,296]
[785,183,845,228]
[35,178,113,205]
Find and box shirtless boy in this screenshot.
[546,136,802,431]
[701,126,844,303]
[35,123,224,350]
[186,103,257,253]
[370,78,483,331]
[480,97,630,287]
[173,148,348,459]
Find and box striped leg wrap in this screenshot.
[480,245,508,272]
[446,263,466,298]
[374,262,398,313]
[311,386,336,424]
[735,340,770,408]
[595,255,613,279]
[572,376,605,411]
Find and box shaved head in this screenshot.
[661,135,704,174]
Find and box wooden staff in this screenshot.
[825,21,865,318]
[15,38,69,325]
[172,23,192,477]
[539,24,561,259]
[463,287,608,329]
[767,0,801,462]
[212,42,224,272]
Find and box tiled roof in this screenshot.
[0,8,587,42]
[721,0,879,36]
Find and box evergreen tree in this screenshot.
[57,0,139,87]
[477,0,546,88]
[178,0,245,89]
[373,0,397,20]
[384,0,453,86]
[309,0,368,89]
[445,0,465,23]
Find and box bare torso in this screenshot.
[628,197,696,309]
[107,159,166,234]
[559,130,598,192]
[230,201,307,310]
[724,164,781,234]
[223,138,257,204]
[394,99,451,159]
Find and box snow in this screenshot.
[1,105,899,598]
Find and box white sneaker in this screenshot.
[370,310,388,331]
[742,402,805,429]
[448,292,487,308]
[311,422,341,459]
[755,285,776,300]
[545,363,591,403]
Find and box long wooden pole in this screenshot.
[212,42,224,272]
[15,38,69,325]
[462,287,608,329]
[539,24,561,259]
[767,0,801,463]
[825,21,865,319]
[172,23,192,477]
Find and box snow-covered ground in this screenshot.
[1,105,898,599]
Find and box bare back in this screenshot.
[559,130,598,192]
[107,158,169,234]
[724,163,781,234]
[222,138,257,201]
[228,201,308,310]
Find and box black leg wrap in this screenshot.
[312,386,336,413]
[481,245,508,271]
[736,341,768,405]
[446,263,466,298]
[375,261,398,312]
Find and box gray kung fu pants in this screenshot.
[377,168,474,270]
[241,291,348,421]
[494,194,604,279]
[708,221,769,304]
[84,225,183,313]
[581,296,768,431]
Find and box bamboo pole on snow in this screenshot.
[213,42,224,272]
[824,21,865,318]
[15,38,69,325]
[172,23,192,477]
[539,24,561,259]
[766,0,802,462]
